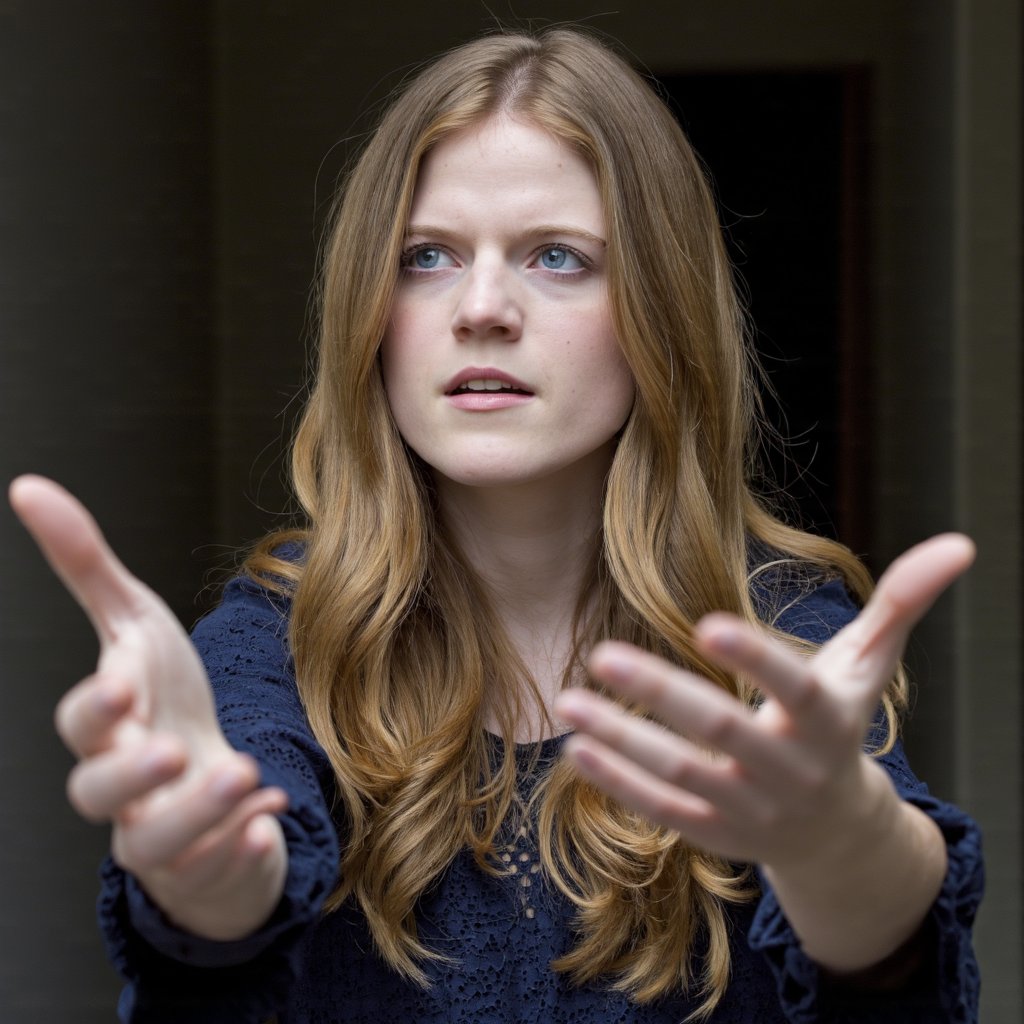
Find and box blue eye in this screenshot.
[403,246,455,271]
[414,248,442,269]
[537,246,584,272]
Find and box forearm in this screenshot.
[762,757,947,973]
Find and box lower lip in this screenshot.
[446,392,535,411]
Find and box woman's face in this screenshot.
[381,115,635,493]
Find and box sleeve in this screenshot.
[96,572,341,1024]
[745,578,984,1023]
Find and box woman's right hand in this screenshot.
[9,475,288,941]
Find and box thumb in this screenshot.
[9,475,146,642]
[852,533,976,666]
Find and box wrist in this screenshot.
[146,818,289,942]
[760,760,946,973]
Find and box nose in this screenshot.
[451,260,523,342]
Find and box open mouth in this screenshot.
[448,380,533,396]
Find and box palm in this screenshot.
[92,591,235,823]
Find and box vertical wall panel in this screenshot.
[950,0,1023,1016]
[0,3,215,1020]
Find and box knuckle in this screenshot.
[66,770,108,824]
[646,791,682,826]
[53,689,83,746]
[665,754,695,789]
[604,717,636,752]
[804,758,832,788]
[789,674,823,714]
[643,671,671,703]
[704,710,739,746]
[114,831,161,873]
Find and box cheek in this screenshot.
[380,307,417,402]
[609,368,637,431]
[573,318,635,407]
[597,337,636,429]
[378,338,414,435]
[379,316,440,458]
[378,338,397,406]
[380,287,442,382]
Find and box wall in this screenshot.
[0,2,216,1017]
[1,1,1018,1020]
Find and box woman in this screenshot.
[10,27,981,1023]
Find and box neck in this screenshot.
[435,459,607,631]
[434,451,611,739]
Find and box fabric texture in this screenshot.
[98,572,983,1023]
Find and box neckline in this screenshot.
[484,730,570,753]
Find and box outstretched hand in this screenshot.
[554,534,974,872]
[9,475,288,940]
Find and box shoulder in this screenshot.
[199,541,305,619]
[751,570,861,646]
[190,542,305,665]
[774,577,860,645]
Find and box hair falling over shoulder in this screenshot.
[244,26,905,1020]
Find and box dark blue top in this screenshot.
[98,573,983,1023]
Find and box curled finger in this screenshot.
[562,732,731,852]
[113,755,263,872]
[586,642,815,777]
[556,688,765,821]
[168,788,289,891]
[66,736,186,822]
[55,672,135,758]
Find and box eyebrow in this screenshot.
[405,223,607,248]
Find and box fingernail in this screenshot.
[591,645,635,682]
[708,630,739,654]
[563,735,599,770]
[553,692,590,725]
[700,618,740,653]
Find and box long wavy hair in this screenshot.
[245,27,903,1019]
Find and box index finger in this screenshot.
[9,475,146,642]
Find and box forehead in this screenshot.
[408,116,603,230]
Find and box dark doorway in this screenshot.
[657,69,872,555]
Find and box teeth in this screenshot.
[465,379,512,391]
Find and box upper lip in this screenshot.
[443,367,533,394]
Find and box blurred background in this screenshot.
[0,1,1019,1020]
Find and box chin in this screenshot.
[434,464,541,489]
[434,456,610,495]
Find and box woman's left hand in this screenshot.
[554,534,975,873]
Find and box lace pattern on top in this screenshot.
[95,572,983,1024]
